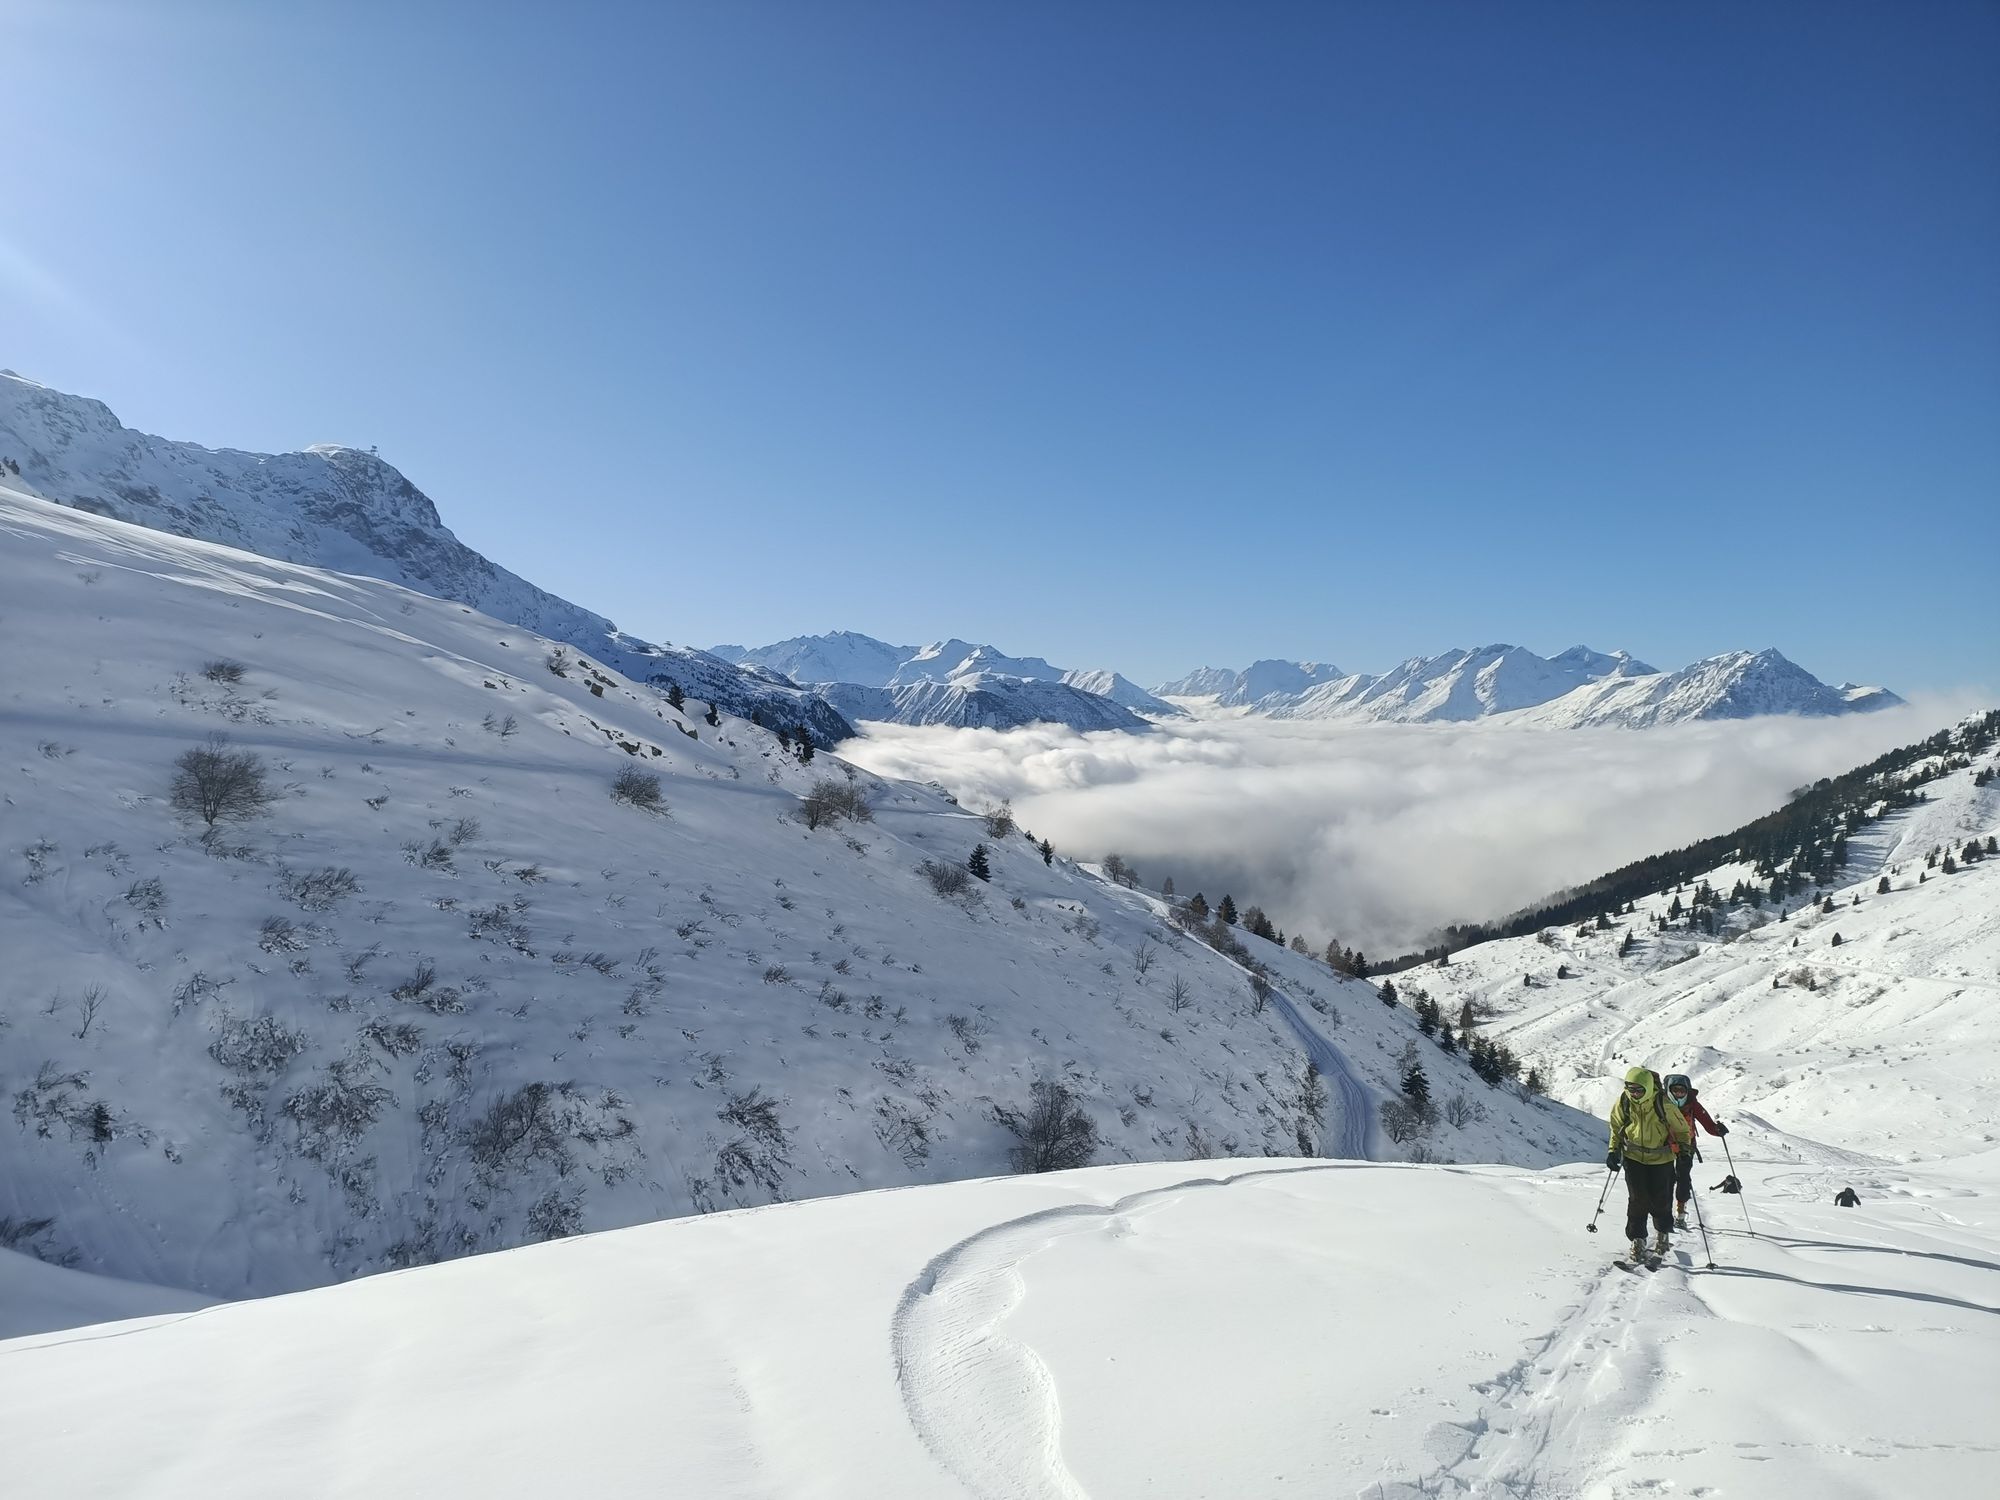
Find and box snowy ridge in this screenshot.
[0,486,1589,1302]
[0,371,852,743]
[822,676,1153,732]
[715,631,1186,728]
[1172,642,1903,727]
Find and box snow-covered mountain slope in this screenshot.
[9,1149,1996,1500]
[1225,642,1903,728]
[710,630,918,689]
[1056,667,1186,718]
[716,631,1185,729]
[0,371,851,743]
[0,486,1593,1303]
[1399,747,1999,1167]
[1156,658,1345,706]
[822,675,1154,732]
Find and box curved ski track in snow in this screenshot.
[1268,989,1378,1157]
[890,1163,1366,1499]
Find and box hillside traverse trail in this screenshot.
[1267,988,1377,1157]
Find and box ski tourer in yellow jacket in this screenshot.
[1608,1066,1692,1164]
[1608,1067,1694,1257]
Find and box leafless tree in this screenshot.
[1166,973,1192,1014]
[171,735,278,828]
[71,985,106,1040]
[997,1079,1097,1173]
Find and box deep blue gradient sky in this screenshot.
[6,1,1995,693]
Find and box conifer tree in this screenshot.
[1438,1023,1457,1054]
[968,844,991,881]
[796,728,814,764]
[1039,837,1054,866]
[1401,1063,1430,1106]
[1877,875,1890,894]
[1217,894,1238,925]
[1379,979,1399,1007]
[1161,876,1175,899]
[665,680,685,711]
[1187,892,1209,920]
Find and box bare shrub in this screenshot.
[1442,1091,1486,1128]
[445,817,481,846]
[997,1078,1097,1173]
[800,777,874,830]
[281,1053,393,1163]
[1379,1097,1433,1145]
[1248,972,1272,1015]
[482,712,520,738]
[875,1099,932,1167]
[1166,973,1192,1013]
[209,1013,310,1075]
[279,866,361,912]
[403,838,455,872]
[170,971,233,1017]
[359,1017,425,1057]
[1101,853,1139,888]
[526,1187,584,1240]
[170,735,278,828]
[125,877,169,926]
[945,1013,984,1054]
[920,859,975,900]
[545,647,572,678]
[1132,941,1156,978]
[983,802,1016,839]
[392,961,464,1013]
[201,659,247,684]
[255,915,305,954]
[70,985,107,1041]
[610,766,664,812]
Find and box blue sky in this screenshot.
[6,1,1995,694]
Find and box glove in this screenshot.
[1714,1122,1729,1137]
[1605,1151,1621,1173]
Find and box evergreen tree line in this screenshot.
[1380,710,2000,971]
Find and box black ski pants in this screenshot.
[1674,1147,1701,1207]
[1624,1159,1676,1241]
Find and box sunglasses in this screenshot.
[1624,1083,1646,1096]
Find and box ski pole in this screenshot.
[1586,1167,1616,1233]
[1688,1184,1717,1269]
[1720,1131,1754,1238]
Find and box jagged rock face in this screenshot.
[0,372,852,744]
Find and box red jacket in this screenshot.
[1679,1091,1721,1136]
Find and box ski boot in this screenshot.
[1627,1238,1646,1264]
[1654,1230,1672,1257]
[1675,1207,1689,1231]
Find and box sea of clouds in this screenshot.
[840,701,1978,958]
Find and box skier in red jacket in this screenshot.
[1663,1073,1726,1229]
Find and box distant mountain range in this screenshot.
[717,631,1901,734]
[0,371,1902,742]
[1164,644,1901,728]
[710,634,1185,731]
[0,371,853,743]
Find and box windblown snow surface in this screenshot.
[3,486,1994,1496]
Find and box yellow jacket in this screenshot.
[1608,1067,1692,1166]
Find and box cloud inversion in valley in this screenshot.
[840,702,1977,957]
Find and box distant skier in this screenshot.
[1662,1074,1727,1229]
[1606,1067,1692,1263]
[1835,1186,1860,1208]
